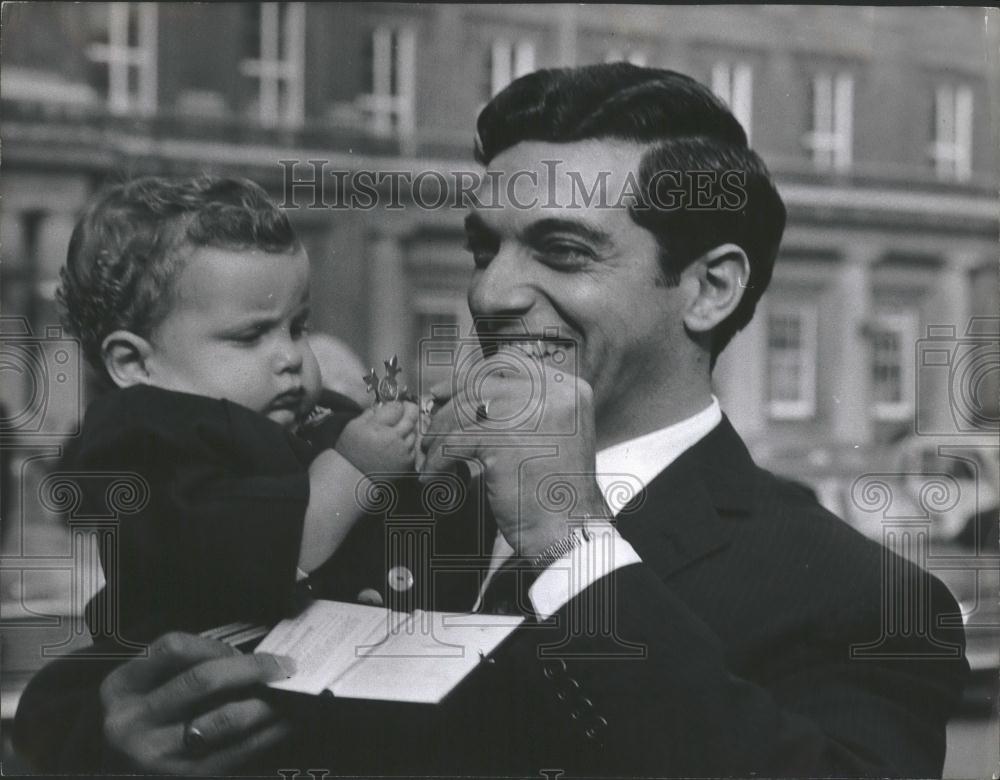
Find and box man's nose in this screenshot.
[467,247,535,316]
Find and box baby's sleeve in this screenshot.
[77,389,311,642]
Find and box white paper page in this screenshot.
[255,600,392,695]
[331,610,523,704]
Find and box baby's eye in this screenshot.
[230,326,266,344]
[291,318,310,338]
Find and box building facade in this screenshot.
[2,2,997,475]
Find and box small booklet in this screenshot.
[254,600,524,704]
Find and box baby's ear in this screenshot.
[101,330,153,388]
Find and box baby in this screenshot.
[58,175,418,644]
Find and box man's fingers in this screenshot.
[184,698,279,752]
[427,381,453,405]
[420,438,482,483]
[144,653,295,723]
[103,632,240,701]
[195,720,294,775]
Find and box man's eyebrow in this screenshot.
[464,212,496,235]
[522,218,612,248]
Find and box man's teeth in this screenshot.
[500,340,563,359]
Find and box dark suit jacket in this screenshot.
[14,417,969,776]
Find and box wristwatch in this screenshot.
[529,525,593,571]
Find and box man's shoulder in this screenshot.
[742,464,962,625]
[745,464,887,576]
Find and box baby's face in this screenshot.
[144,245,321,429]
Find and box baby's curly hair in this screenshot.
[58,175,301,376]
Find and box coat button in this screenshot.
[387,566,414,592]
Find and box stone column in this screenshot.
[36,212,78,305]
[921,252,975,435]
[714,296,767,443]
[938,252,973,337]
[555,5,578,67]
[830,246,874,445]
[367,231,408,369]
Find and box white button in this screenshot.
[387,566,414,592]
[356,588,384,606]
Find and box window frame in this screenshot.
[239,2,306,128]
[711,61,753,144]
[360,26,417,140]
[804,71,853,172]
[931,83,973,182]
[489,39,536,97]
[870,310,918,421]
[85,2,158,116]
[766,301,819,420]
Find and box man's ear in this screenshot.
[101,330,154,388]
[682,243,750,336]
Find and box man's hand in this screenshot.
[421,351,608,557]
[99,632,296,774]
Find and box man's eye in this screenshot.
[464,237,498,269]
[540,242,592,267]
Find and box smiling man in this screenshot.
[15,65,968,778]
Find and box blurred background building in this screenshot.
[1,4,997,775]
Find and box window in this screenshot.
[86,3,157,115]
[240,3,305,128]
[711,61,753,144]
[870,312,917,420]
[931,84,973,182]
[358,27,416,139]
[489,40,536,97]
[767,303,817,419]
[605,49,647,67]
[804,72,853,172]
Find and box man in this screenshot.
[15,64,968,777]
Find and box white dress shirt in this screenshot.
[475,396,723,618]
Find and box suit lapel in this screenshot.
[614,416,756,579]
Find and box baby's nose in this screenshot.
[275,340,304,372]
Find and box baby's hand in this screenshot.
[335,401,418,475]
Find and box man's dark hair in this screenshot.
[58,175,300,375]
[475,63,786,363]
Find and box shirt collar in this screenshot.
[595,396,722,515]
